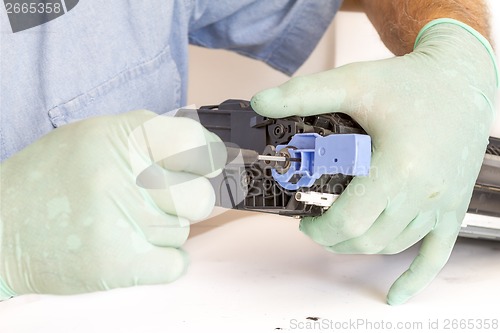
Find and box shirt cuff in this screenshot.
[415,18,499,88]
[262,2,339,75]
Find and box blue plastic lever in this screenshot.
[272,133,371,190]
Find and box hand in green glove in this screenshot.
[0,110,226,300]
[251,19,498,305]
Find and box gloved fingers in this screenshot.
[158,138,227,179]
[121,246,189,287]
[138,166,216,222]
[4,242,189,296]
[299,168,391,247]
[379,211,437,254]
[83,246,189,293]
[326,202,419,254]
[127,113,227,179]
[133,211,190,248]
[386,213,460,305]
[250,63,372,119]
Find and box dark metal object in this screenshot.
[176,100,366,217]
[176,100,500,221]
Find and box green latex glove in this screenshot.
[0,110,226,300]
[251,19,498,305]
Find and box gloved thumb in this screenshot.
[250,63,371,119]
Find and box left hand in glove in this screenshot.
[251,19,498,305]
[0,110,227,299]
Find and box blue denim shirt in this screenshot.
[0,0,341,161]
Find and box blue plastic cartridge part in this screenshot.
[272,133,371,190]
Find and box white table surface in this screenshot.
[1,210,499,333]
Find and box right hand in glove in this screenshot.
[250,19,497,305]
[0,110,227,300]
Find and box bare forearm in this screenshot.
[357,0,491,55]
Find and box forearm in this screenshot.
[356,0,491,55]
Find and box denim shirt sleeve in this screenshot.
[188,0,342,76]
[0,1,341,161]
[0,1,189,161]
